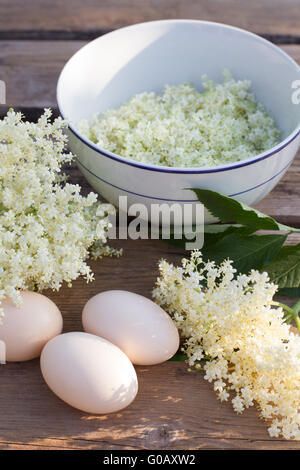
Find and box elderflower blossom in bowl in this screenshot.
[57,20,300,222]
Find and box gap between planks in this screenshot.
[0,0,300,38]
[0,42,299,110]
[2,359,300,450]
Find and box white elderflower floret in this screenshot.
[79,70,280,168]
[0,109,120,319]
[153,251,300,440]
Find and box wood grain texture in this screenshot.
[254,150,300,227]
[1,360,300,450]
[0,40,85,108]
[0,0,300,40]
[0,236,299,451]
[0,42,299,109]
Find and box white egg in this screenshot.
[0,291,63,362]
[82,290,180,365]
[40,332,138,414]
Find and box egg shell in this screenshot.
[0,291,63,362]
[82,290,180,365]
[40,332,138,414]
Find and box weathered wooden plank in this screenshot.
[0,40,85,108]
[0,0,300,40]
[255,164,300,227]
[0,233,299,451]
[0,41,298,109]
[1,334,300,450]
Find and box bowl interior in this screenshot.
[57,20,300,144]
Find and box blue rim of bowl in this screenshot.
[57,19,300,175]
[76,156,294,202]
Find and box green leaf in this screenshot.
[265,244,300,288]
[161,224,253,250]
[203,224,254,247]
[168,353,187,362]
[276,287,300,298]
[201,233,287,274]
[204,224,244,233]
[191,188,300,233]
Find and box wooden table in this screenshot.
[0,0,300,451]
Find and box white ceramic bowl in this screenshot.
[57,20,300,222]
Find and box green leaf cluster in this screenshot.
[167,189,300,294]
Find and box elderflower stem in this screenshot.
[292,299,300,315]
[294,315,300,333]
[272,300,300,334]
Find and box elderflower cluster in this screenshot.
[78,70,280,168]
[153,251,300,440]
[0,109,119,319]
